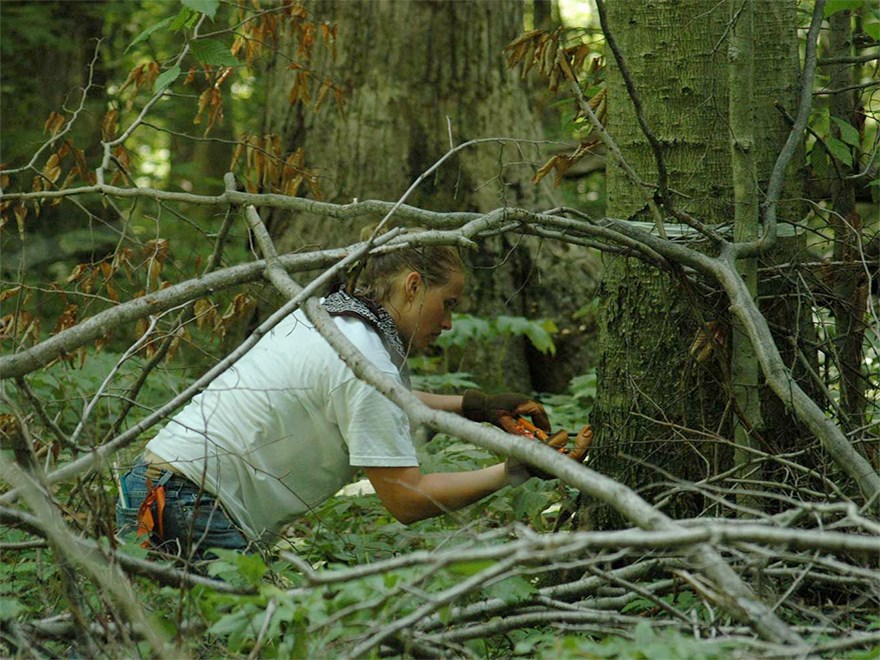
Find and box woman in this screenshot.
[116,242,558,559]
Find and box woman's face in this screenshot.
[392,269,465,352]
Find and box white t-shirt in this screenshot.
[146,308,417,541]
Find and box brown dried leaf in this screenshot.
[55,170,78,201]
[43,153,62,184]
[52,304,79,335]
[285,175,303,197]
[532,155,560,186]
[542,38,558,77]
[231,35,245,58]
[43,111,66,137]
[147,260,162,290]
[0,286,21,303]
[66,263,90,284]
[308,174,323,201]
[145,61,160,88]
[570,44,591,71]
[81,268,99,294]
[334,87,345,117]
[230,140,245,171]
[117,65,141,94]
[503,29,543,54]
[204,89,224,135]
[144,238,170,262]
[73,148,89,181]
[113,145,131,173]
[101,110,119,141]
[14,204,27,238]
[298,22,315,58]
[194,89,211,126]
[314,79,331,111]
[105,280,119,303]
[193,298,216,330]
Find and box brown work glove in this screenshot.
[462,390,551,434]
[505,424,593,486]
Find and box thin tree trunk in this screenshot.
[728,0,763,508]
[827,10,868,432]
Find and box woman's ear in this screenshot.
[403,271,422,302]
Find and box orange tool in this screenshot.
[512,416,550,441]
[512,417,593,462]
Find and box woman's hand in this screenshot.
[461,390,550,433]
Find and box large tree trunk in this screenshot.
[588,0,810,525]
[260,0,599,392]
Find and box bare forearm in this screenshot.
[414,391,463,413]
[414,463,507,518]
[365,464,508,524]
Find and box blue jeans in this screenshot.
[116,458,250,560]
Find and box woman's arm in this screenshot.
[363,464,508,524]
[414,391,463,413]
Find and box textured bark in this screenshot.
[589,0,809,525]
[827,11,868,432]
[261,0,599,392]
[728,0,763,506]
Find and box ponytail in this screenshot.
[351,226,465,304]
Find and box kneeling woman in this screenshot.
[117,242,554,559]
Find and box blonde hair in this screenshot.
[352,227,465,304]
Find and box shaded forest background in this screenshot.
[0,0,878,657]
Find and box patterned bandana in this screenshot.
[322,287,412,388]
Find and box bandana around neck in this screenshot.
[321,287,412,388]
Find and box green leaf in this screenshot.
[438,313,492,347]
[825,136,853,166]
[831,116,861,147]
[569,370,597,400]
[182,0,219,19]
[154,64,181,92]
[448,559,494,576]
[190,39,239,67]
[496,315,531,336]
[633,619,657,644]
[865,21,880,41]
[810,144,829,177]
[528,319,558,356]
[0,597,23,620]
[484,575,535,604]
[207,607,253,637]
[824,0,862,16]
[126,16,173,53]
[512,486,553,521]
[170,8,193,31]
[235,552,267,586]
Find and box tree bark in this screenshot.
[589,0,809,524]
[827,10,868,432]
